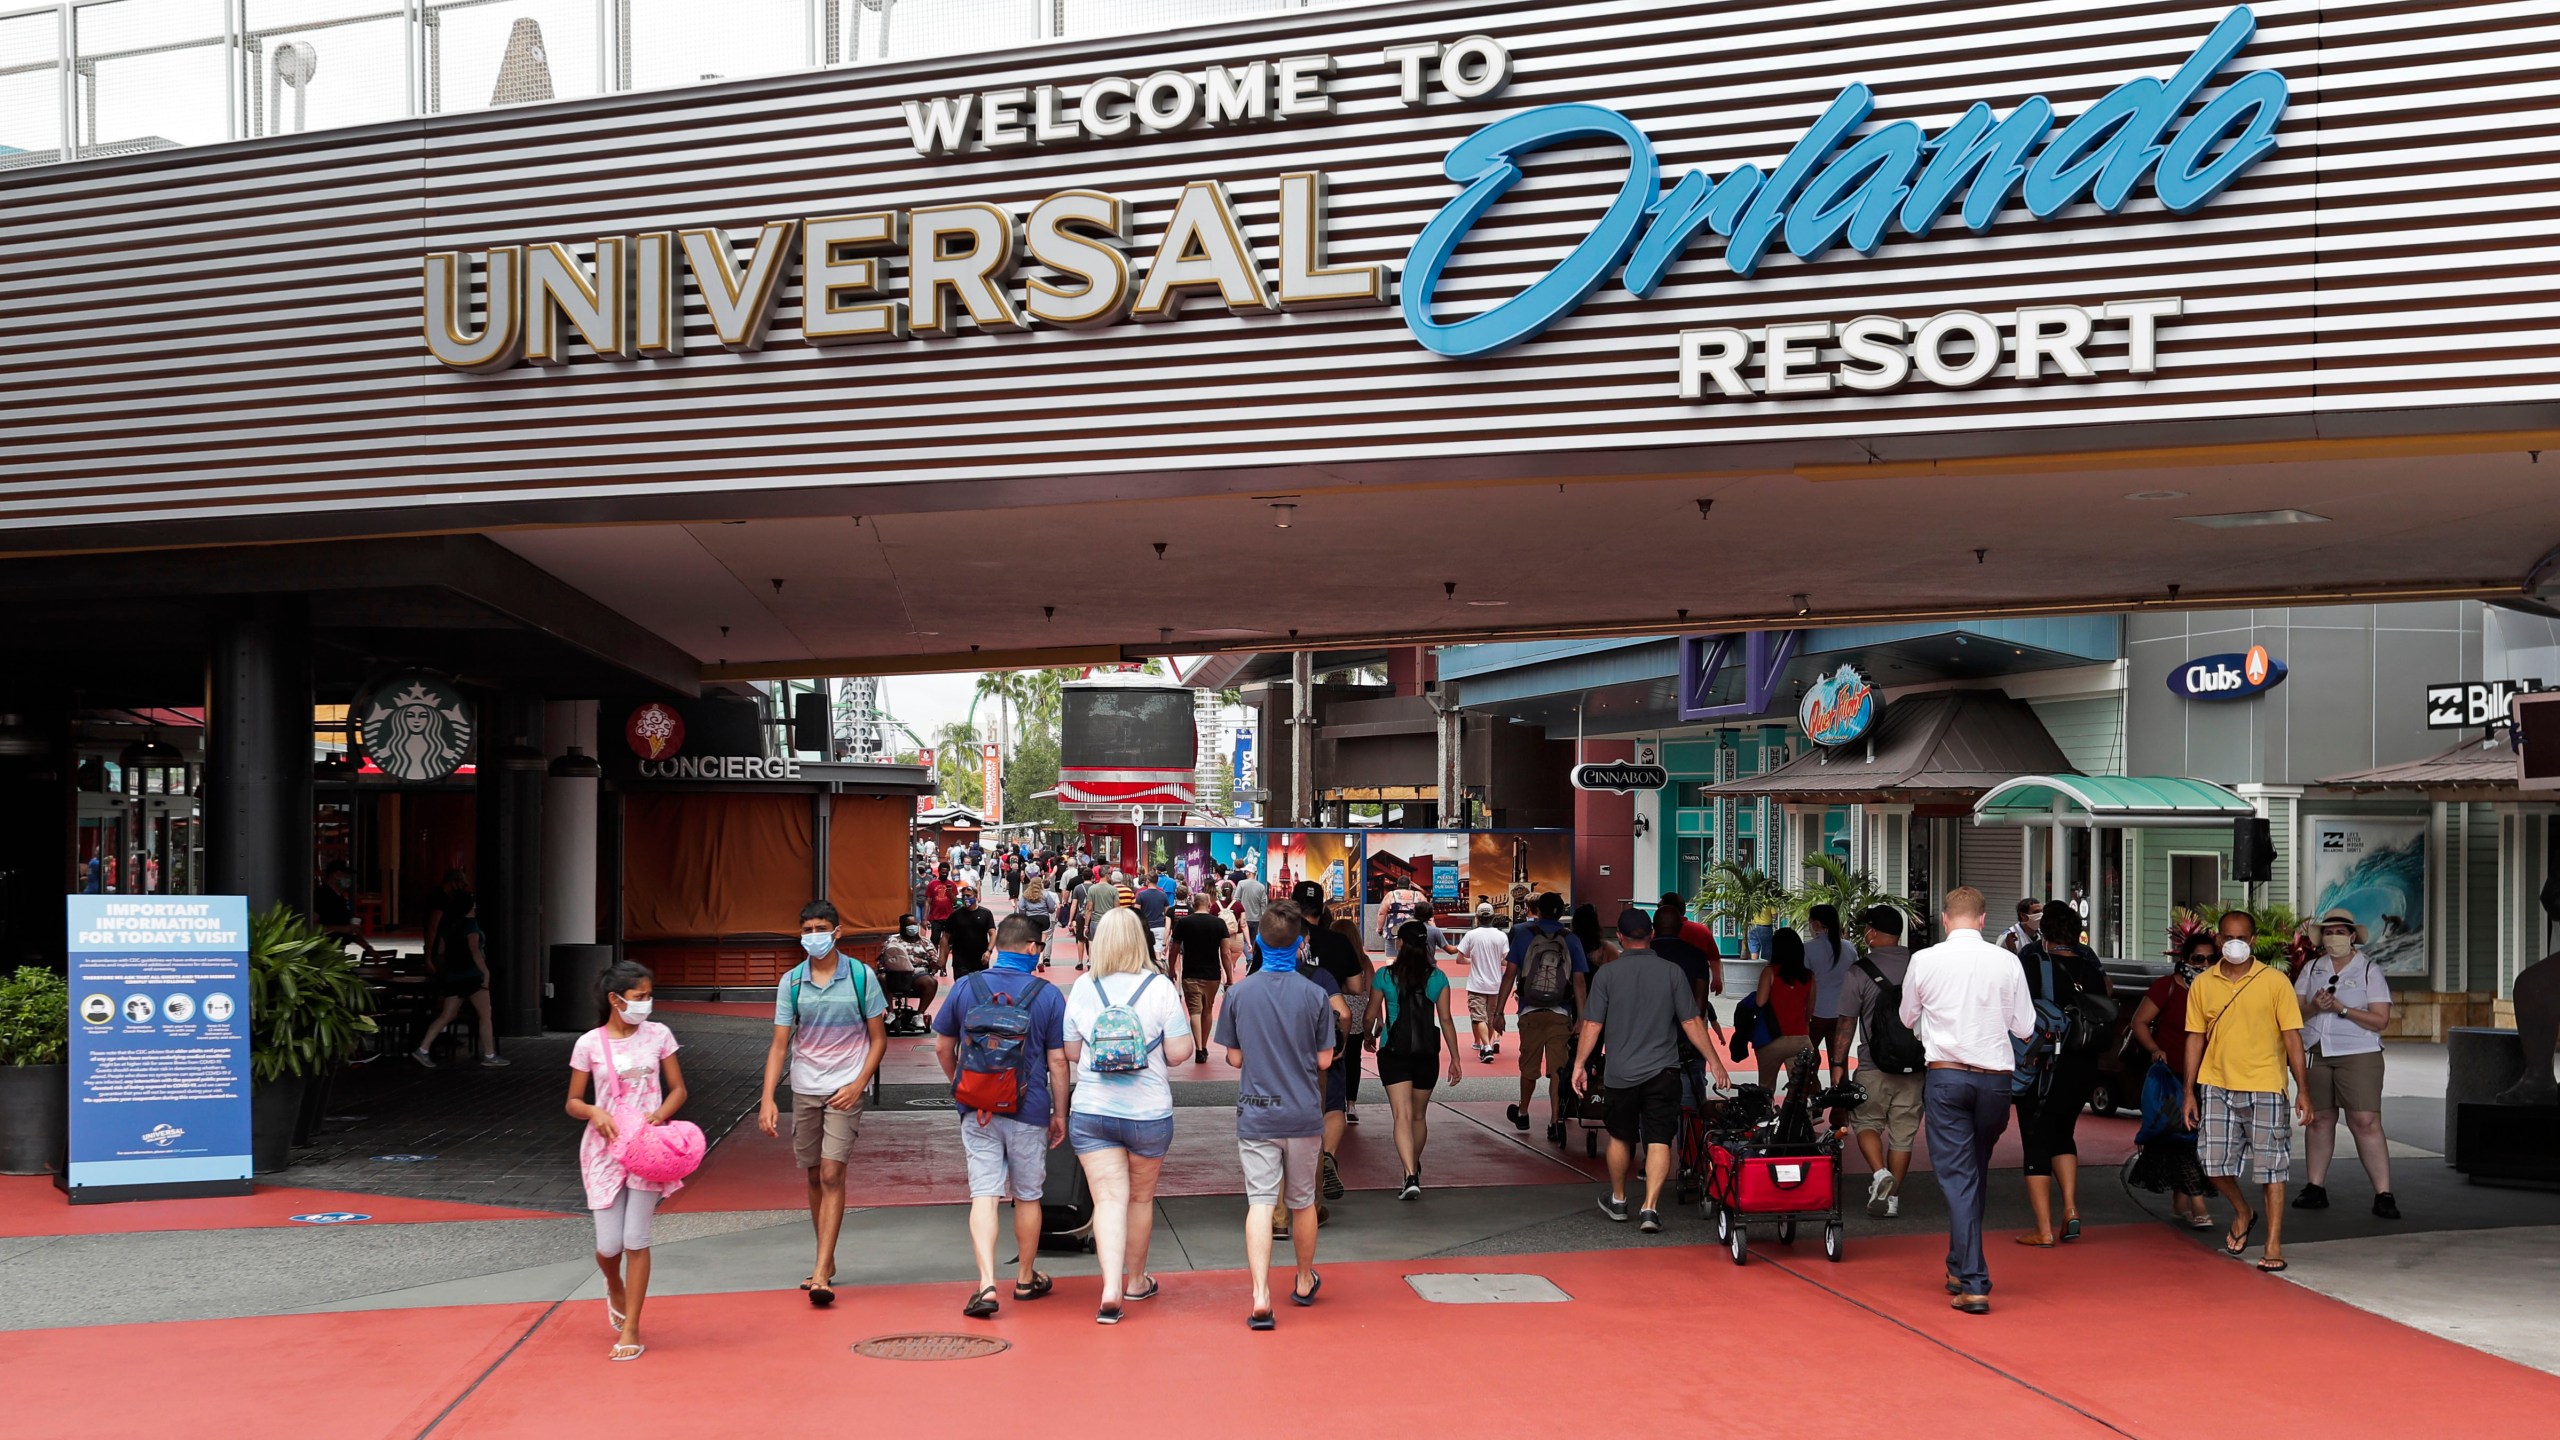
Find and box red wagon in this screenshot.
[1704,1130,1845,1265]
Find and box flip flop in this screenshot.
[1247,1309,1275,1331]
[2221,1213,2260,1258]
[807,1284,835,1308]
[1291,1273,1322,1307]
[607,1303,625,1334]
[2013,1233,2057,1248]
[1013,1273,1054,1301]
[2257,1258,2290,1273]
[609,1342,646,1361]
[2062,1219,2082,1242]
[1124,1276,1160,1302]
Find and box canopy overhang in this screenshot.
[1974,775,2253,829]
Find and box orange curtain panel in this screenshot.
[828,795,910,935]
[622,792,813,940]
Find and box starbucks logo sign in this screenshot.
[356,671,474,781]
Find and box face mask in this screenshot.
[1257,938,1301,973]
[800,931,835,959]
[2324,933,2354,958]
[2221,937,2253,962]
[900,924,920,939]
[618,996,653,1023]
[2176,962,2205,981]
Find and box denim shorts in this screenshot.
[1068,1109,1175,1158]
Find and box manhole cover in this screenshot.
[852,1332,1011,1361]
[904,1097,949,1108]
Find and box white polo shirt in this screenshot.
[1899,927,2035,1071]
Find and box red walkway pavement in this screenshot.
[0,1175,556,1237]
[11,1230,2555,1440]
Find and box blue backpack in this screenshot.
[2010,957,2072,1096]
[955,973,1049,1123]
[1084,973,1160,1075]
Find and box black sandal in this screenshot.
[1247,1309,1275,1331]
[1292,1273,1322,1307]
[2221,1213,2259,1259]
[807,1284,835,1308]
[1013,1273,1053,1301]
[2257,1257,2290,1273]
[1124,1276,1160,1302]
[1095,1302,1123,1325]
[963,1285,999,1319]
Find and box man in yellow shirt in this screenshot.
[2181,911,2311,1273]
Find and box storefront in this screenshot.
[1141,825,1573,942]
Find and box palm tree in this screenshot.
[1696,859,1794,949]
[1793,853,1920,954]
[931,720,981,807]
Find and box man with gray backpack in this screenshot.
[1836,906,1923,1215]
[1492,892,1591,1146]
[933,914,1070,1321]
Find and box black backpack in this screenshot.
[1516,927,1575,1008]
[1388,973,1439,1054]
[1857,957,1926,1075]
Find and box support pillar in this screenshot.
[1289,650,1315,828]
[541,700,599,948]
[1434,694,1464,829]
[476,693,545,1037]
[205,596,311,916]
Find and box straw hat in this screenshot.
[2314,907,2367,944]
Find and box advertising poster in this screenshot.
[1363,832,1467,934]
[2305,816,2429,976]
[980,743,1005,824]
[64,895,253,1202]
[1469,833,1575,923]
[1302,833,1357,907]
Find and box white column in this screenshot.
[542,699,599,947]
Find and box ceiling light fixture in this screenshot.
[1467,599,1508,607]
[1793,593,1810,616]
[2177,508,2331,529]
[2123,489,2188,501]
[1271,503,1296,528]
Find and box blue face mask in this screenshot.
[992,950,1039,974]
[800,931,835,959]
[1257,938,1301,973]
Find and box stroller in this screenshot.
[1703,1049,1860,1266]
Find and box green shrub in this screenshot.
[0,966,70,1067]
[249,904,377,1082]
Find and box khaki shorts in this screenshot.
[1468,992,1501,1030]
[1518,1010,1574,1078]
[1850,1068,1925,1151]
[2307,1047,2384,1113]
[791,1091,863,1168]
[1182,978,1220,1028]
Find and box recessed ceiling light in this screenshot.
[2123,489,2187,501]
[1466,599,1509,607]
[2176,508,2331,529]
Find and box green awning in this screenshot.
[1974,775,2251,828]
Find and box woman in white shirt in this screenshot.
[1065,907,1196,1324]
[2293,909,2397,1219]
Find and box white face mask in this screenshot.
[800,931,835,959]
[2221,937,2253,962]
[2324,932,2354,958]
[618,996,652,1022]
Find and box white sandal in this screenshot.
[609,1342,645,1361]
[607,1303,625,1333]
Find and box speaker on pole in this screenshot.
[793,691,829,756]
[2232,815,2275,883]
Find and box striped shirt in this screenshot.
[774,955,886,1095]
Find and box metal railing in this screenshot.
[0,0,1338,171]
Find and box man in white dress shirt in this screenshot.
[1899,886,2035,1315]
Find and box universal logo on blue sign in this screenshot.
[2169,645,2287,702]
[1403,6,2287,358]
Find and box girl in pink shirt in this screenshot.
[567,961,688,1361]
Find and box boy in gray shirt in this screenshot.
[1213,905,1339,1329]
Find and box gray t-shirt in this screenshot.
[1834,944,1911,1066]
[1234,876,1269,924]
[1805,932,1859,1019]
[1212,968,1334,1140]
[1581,948,1699,1090]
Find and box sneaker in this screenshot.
[1867,1169,1897,1211]
[477,1054,511,1068]
[1885,1196,1901,1218]
[2373,1193,2400,1220]
[2294,1183,2330,1211]
[1598,1195,1630,1223]
[1506,1104,1529,1132]
[1639,1208,1664,1234]
[1320,1152,1346,1201]
[1399,1175,1421,1201]
[1478,1045,1495,1064]
[1195,1051,1209,1065]
[408,1050,436,1069]
[1343,1111,1359,1126]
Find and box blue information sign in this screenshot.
[65,896,253,1202]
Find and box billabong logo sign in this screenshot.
[1572,762,1668,794]
[2168,645,2287,702]
[1403,7,2284,357]
[358,670,474,781]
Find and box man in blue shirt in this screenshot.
[1492,891,1590,1145]
[934,914,1070,1320]
[1214,905,1339,1330]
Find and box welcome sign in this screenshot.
[422,8,2283,398]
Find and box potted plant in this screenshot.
[1697,859,1795,962]
[0,966,70,1175]
[1793,854,1921,954]
[249,904,377,1173]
